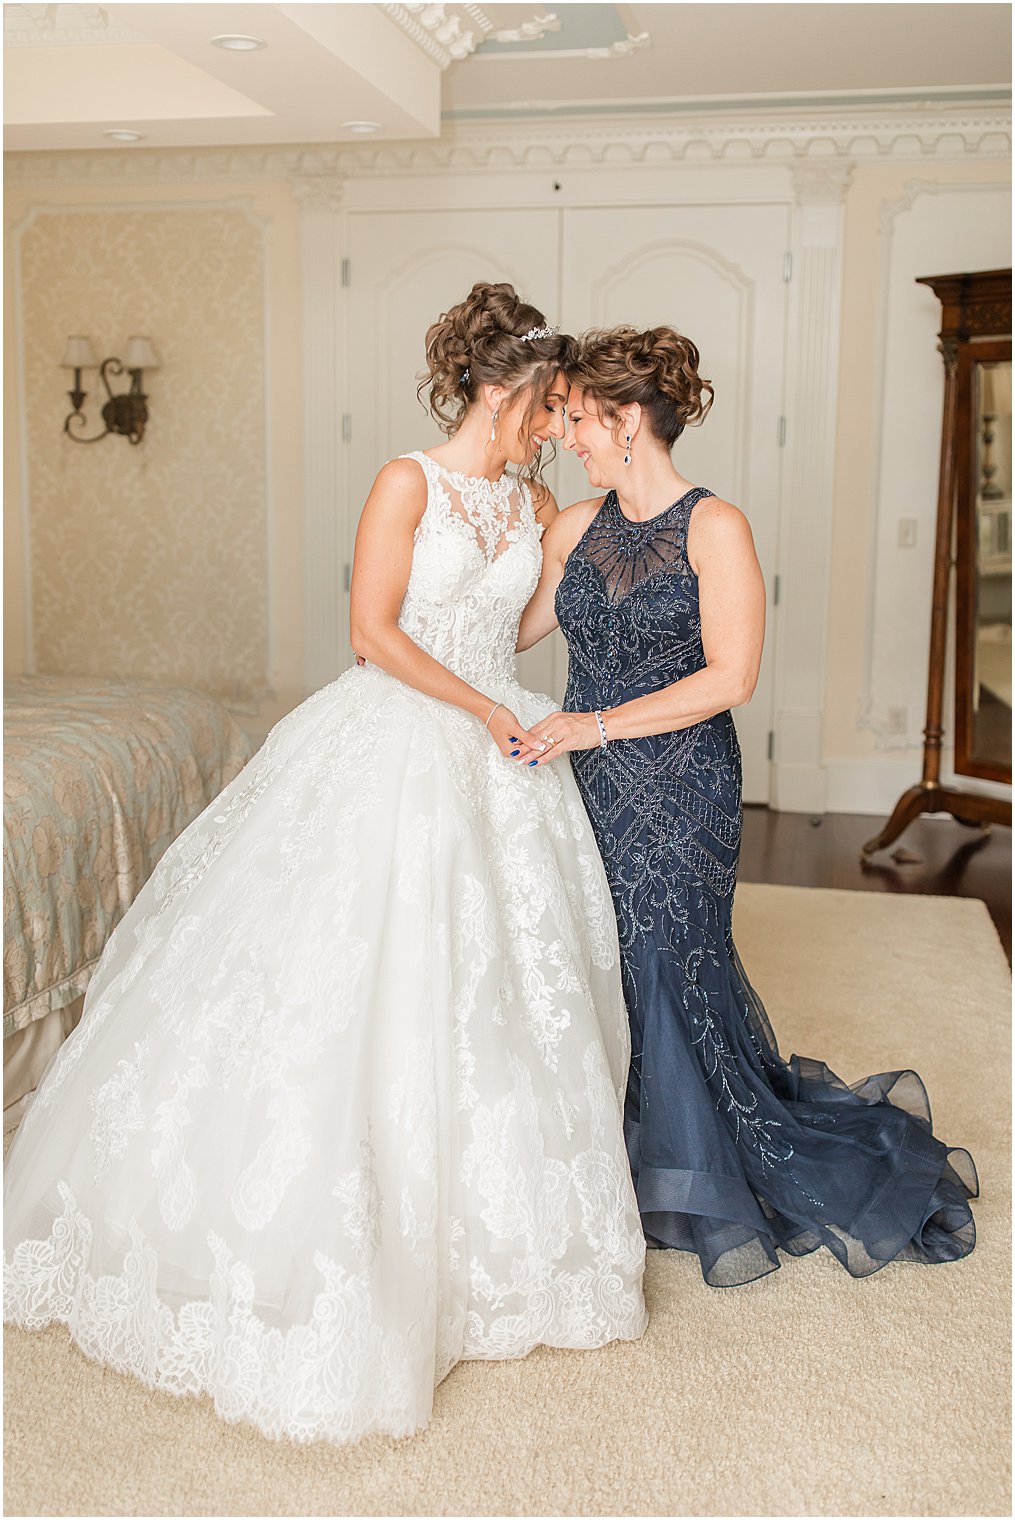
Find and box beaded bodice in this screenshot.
[556,487,716,711]
[397,451,542,689]
[556,485,743,934]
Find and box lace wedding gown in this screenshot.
[4,452,647,1445]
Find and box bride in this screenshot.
[3,282,647,1446]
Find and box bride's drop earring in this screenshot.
[624,433,632,467]
[490,407,499,443]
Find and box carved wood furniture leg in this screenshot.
[860,785,938,857]
[862,785,1010,857]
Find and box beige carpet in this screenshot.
[4,885,1011,1518]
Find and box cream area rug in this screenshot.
[4,885,1011,1517]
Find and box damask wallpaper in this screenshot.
[18,204,269,706]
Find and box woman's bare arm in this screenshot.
[593,498,765,738]
[515,497,765,762]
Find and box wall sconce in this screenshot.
[60,334,159,445]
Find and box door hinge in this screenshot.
[341,257,351,287]
[777,415,787,447]
[783,251,793,282]
[343,562,351,592]
[773,574,781,607]
[767,730,775,761]
[341,414,352,443]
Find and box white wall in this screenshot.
[825,163,1011,813]
[4,101,1011,809]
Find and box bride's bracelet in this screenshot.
[485,700,504,729]
[593,710,609,750]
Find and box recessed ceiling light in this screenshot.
[344,121,381,136]
[103,129,144,142]
[211,34,267,51]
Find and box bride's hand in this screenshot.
[486,705,542,760]
[512,711,601,766]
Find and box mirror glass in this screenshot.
[971,359,1012,769]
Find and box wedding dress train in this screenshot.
[4,452,647,1444]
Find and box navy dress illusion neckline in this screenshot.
[555,488,978,1288]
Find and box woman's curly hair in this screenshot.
[418,281,576,481]
[569,325,714,448]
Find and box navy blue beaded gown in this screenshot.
[555,487,978,1288]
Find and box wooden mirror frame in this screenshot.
[863,269,1012,859]
[954,336,1012,783]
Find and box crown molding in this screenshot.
[4,2,149,48]
[381,3,493,68]
[4,102,1009,187]
[488,10,559,45]
[471,27,651,61]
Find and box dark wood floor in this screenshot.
[739,808,1012,963]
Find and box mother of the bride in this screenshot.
[516,324,977,1289]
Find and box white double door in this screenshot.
[346,202,790,802]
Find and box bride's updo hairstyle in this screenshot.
[570,326,714,448]
[419,281,575,476]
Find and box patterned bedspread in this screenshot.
[3,676,252,1038]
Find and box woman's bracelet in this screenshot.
[593,710,609,750]
[485,700,504,729]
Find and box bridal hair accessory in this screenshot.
[485,701,504,728]
[461,330,553,388]
[594,710,609,749]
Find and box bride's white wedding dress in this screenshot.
[4,451,647,1445]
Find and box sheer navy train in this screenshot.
[556,487,978,1288]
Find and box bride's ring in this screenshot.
[543,735,556,747]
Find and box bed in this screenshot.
[4,676,253,1123]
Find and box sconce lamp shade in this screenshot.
[60,336,97,369]
[124,335,159,371]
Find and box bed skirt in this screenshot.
[4,996,84,1130]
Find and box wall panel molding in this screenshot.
[10,195,273,712]
[301,198,345,694]
[858,177,1012,749]
[5,102,1009,190]
[769,166,851,812]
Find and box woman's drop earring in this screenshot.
[624,433,632,467]
[490,408,499,443]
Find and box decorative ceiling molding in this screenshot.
[587,31,650,60]
[5,103,1009,186]
[290,175,347,213]
[471,27,650,62]
[792,162,856,206]
[382,3,493,69]
[489,11,560,45]
[4,2,148,47]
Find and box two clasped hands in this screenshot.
[484,699,605,767]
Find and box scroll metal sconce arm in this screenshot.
[61,336,158,446]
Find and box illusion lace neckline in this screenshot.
[610,485,701,528]
[420,452,514,494]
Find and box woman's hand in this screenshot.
[486,705,543,760]
[511,710,602,766]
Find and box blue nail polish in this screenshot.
[509,736,519,742]
[510,749,519,756]
[528,759,537,766]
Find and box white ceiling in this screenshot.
[447,3,1013,118]
[3,2,1011,153]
